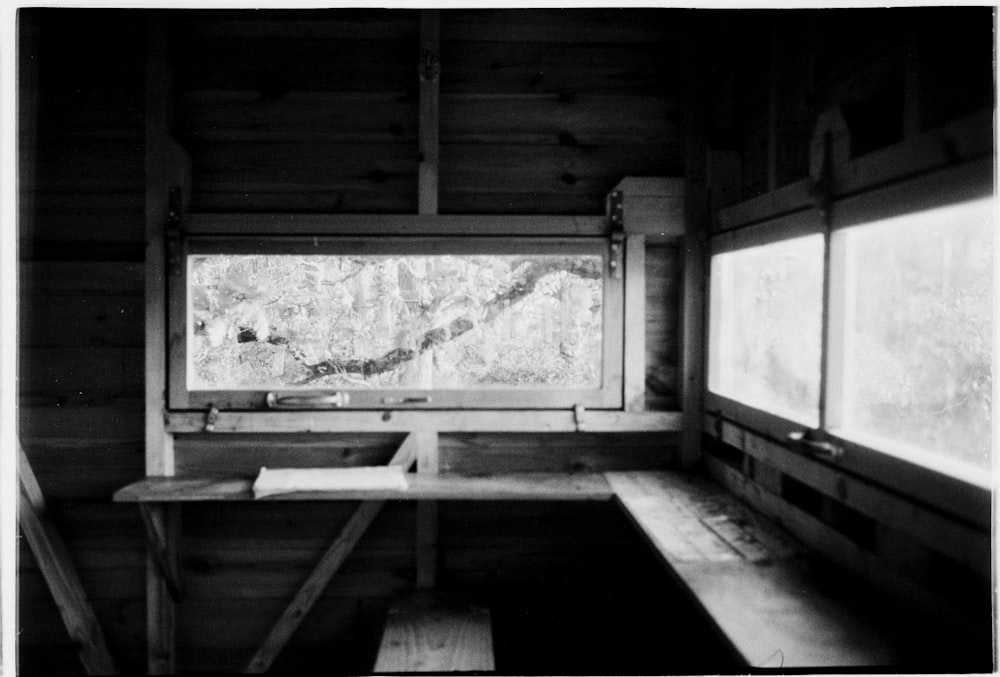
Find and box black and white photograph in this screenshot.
[2,2,995,675]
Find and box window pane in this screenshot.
[836,198,993,475]
[188,254,604,391]
[709,235,824,425]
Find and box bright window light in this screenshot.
[709,234,825,426]
[832,197,993,476]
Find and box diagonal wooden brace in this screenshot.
[243,434,420,674]
[19,443,118,675]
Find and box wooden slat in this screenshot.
[243,436,418,673]
[115,472,615,503]
[438,143,679,194]
[719,421,990,575]
[441,8,679,44]
[374,597,494,673]
[703,455,991,656]
[175,433,405,477]
[439,432,679,475]
[18,445,118,675]
[177,90,416,142]
[441,41,680,95]
[166,410,683,434]
[185,212,608,236]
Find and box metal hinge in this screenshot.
[609,230,625,279]
[573,404,586,432]
[204,405,220,433]
[166,187,183,277]
[607,190,624,229]
[787,430,843,460]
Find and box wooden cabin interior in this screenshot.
[15,6,995,675]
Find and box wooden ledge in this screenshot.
[608,471,908,669]
[114,472,615,503]
[165,409,683,434]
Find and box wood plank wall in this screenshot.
[710,8,994,207]
[698,7,994,668]
[18,9,689,674]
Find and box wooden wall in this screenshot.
[18,8,691,674]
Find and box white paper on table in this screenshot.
[252,465,410,498]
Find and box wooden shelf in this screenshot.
[114,472,615,502]
[607,471,909,668]
[165,409,683,434]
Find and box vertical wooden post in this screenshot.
[146,504,180,675]
[145,13,189,674]
[146,14,177,479]
[680,22,709,468]
[415,431,440,590]
[418,10,440,216]
[623,235,647,413]
[766,17,779,195]
[416,9,442,591]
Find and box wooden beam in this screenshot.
[415,432,440,590]
[145,504,180,675]
[680,25,709,468]
[144,16,188,673]
[18,444,118,675]
[623,235,646,412]
[418,10,440,215]
[183,213,609,237]
[416,9,441,592]
[145,12,188,478]
[244,436,419,674]
[166,409,684,434]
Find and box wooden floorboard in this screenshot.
[374,596,494,673]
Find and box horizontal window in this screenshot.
[170,237,624,410]
[830,197,993,481]
[708,234,825,426]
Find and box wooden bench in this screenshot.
[374,595,495,673]
[607,471,907,669]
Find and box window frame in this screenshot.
[706,159,994,524]
[167,234,625,412]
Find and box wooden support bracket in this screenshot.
[138,503,183,601]
[244,435,420,674]
[18,443,118,675]
[414,432,440,590]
